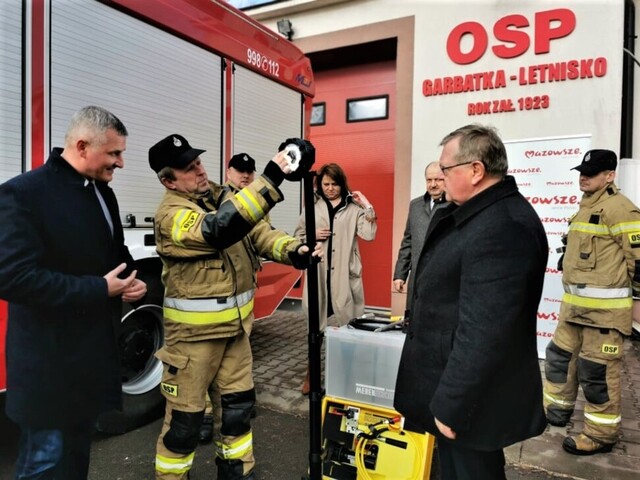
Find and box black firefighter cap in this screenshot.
[228,153,256,173]
[571,149,617,176]
[148,134,205,173]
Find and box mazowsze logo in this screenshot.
[524,148,581,158]
[525,195,579,205]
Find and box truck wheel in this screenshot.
[96,302,165,434]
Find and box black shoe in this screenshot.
[562,434,614,455]
[546,417,568,427]
[199,414,214,444]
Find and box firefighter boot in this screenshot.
[562,433,614,455]
[544,327,580,427]
[546,409,570,427]
[216,458,255,480]
[199,414,214,444]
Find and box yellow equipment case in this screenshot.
[321,396,434,480]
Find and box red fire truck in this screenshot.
[0,0,314,432]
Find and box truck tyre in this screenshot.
[96,263,166,434]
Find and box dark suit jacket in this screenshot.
[0,148,134,428]
[394,176,548,451]
[393,193,448,311]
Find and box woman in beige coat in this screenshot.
[294,163,377,393]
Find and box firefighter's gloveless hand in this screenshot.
[262,150,293,187]
[278,137,316,181]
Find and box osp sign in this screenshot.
[447,8,576,65]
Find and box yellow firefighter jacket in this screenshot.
[559,183,640,335]
[154,177,301,344]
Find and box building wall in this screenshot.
[251,0,638,314]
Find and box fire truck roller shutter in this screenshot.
[0,0,23,397]
[232,65,305,236]
[49,0,222,433]
[0,0,22,185]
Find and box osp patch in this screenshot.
[180,212,199,232]
[161,382,179,397]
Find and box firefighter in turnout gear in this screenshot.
[544,149,640,455]
[148,134,319,480]
[199,153,259,446]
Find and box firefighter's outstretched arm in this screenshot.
[200,152,292,250]
[201,142,315,250]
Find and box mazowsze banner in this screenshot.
[505,134,591,357]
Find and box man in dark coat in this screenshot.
[393,161,449,313]
[0,106,147,479]
[394,124,548,480]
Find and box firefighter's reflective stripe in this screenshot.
[155,452,195,474]
[216,431,253,460]
[609,221,640,235]
[236,188,263,223]
[271,235,297,262]
[569,222,611,235]
[164,299,254,325]
[585,412,622,425]
[171,209,200,247]
[561,293,633,310]
[165,290,254,312]
[565,285,632,298]
[164,291,254,324]
[544,391,576,408]
[570,220,640,236]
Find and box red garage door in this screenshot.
[309,60,396,309]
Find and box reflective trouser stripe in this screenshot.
[565,284,631,298]
[155,452,195,475]
[216,431,253,460]
[585,412,622,425]
[561,293,632,309]
[544,392,576,408]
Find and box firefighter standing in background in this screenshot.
[148,134,319,480]
[544,149,640,455]
[199,152,260,445]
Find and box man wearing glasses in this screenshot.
[393,161,448,313]
[395,124,548,480]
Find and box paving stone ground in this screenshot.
[251,301,640,480]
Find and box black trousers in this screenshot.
[437,440,506,480]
